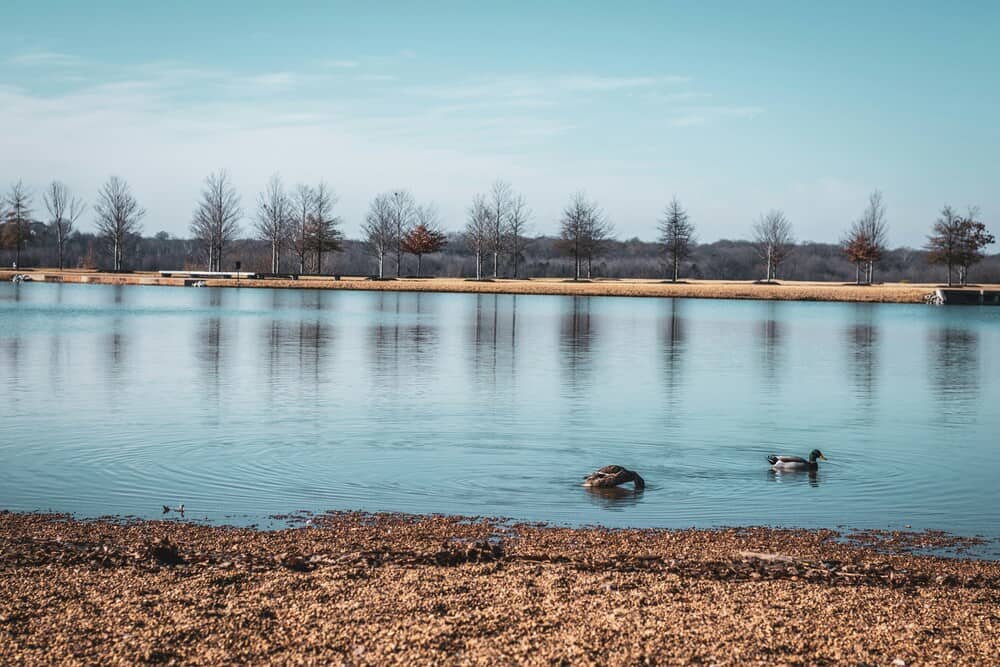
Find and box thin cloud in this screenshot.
[243,72,298,89]
[558,75,690,92]
[356,73,398,82]
[668,106,763,127]
[8,51,84,67]
[324,59,360,69]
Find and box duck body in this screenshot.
[583,465,645,489]
[768,449,827,471]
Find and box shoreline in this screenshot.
[3,267,982,304]
[2,511,997,664]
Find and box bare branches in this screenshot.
[464,194,492,280]
[289,185,315,274]
[254,174,290,274]
[94,176,145,271]
[362,193,396,278]
[389,190,417,277]
[843,190,889,284]
[42,181,85,270]
[506,194,532,279]
[926,205,994,285]
[488,179,513,278]
[559,192,612,280]
[752,210,794,282]
[311,181,344,274]
[658,196,695,282]
[191,170,242,272]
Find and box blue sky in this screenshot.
[2,1,997,246]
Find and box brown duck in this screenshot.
[583,465,645,490]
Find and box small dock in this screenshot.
[935,288,1000,305]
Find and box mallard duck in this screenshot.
[583,465,645,489]
[768,450,827,471]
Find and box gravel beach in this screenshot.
[2,511,997,665]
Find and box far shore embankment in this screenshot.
[4,267,982,304]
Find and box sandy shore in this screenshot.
[3,267,983,303]
[1,511,997,665]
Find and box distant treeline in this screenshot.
[4,223,999,284]
[2,176,996,284]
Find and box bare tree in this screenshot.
[3,180,34,268]
[190,170,242,272]
[254,174,290,274]
[310,181,343,274]
[752,210,794,282]
[927,205,995,286]
[582,204,613,279]
[658,196,696,282]
[362,193,396,278]
[94,176,145,271]
[506,193,531,279]
[925,205,962,286]
[558,192,608,280]
[954,207,995,285]
[488,180,512,278]
[465,194,492,280]
[42,181,85,270]
[843,190,888,284]
[402,204,447,277]
[389,190,417,277]
[289,184,314,274]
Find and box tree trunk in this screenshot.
[378,253,384,279]
[271,241,279,274]
[416,254,422,278]
[493,251,499,278]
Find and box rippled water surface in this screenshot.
[1,282,998,540]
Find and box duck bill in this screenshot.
[819,454,828,460]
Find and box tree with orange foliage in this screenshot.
[401,208,447,277]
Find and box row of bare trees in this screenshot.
[2,176,994,283]
[463,181,532,280]
[361,190,447,278]
[252,175,344,275]
[1,177,146,271]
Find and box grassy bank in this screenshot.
[1,511,997,665]
[3,267,982,303]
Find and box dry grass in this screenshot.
[4,268,986,304]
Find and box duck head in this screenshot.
[809,449,827,462]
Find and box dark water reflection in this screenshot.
[559,296,596,394]
[584,485,645,510]
[755,301,784,389]
[927,327,980,424]
[1,283,999,545]
[768,468,820,488]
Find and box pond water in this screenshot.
[1,282,998,545]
